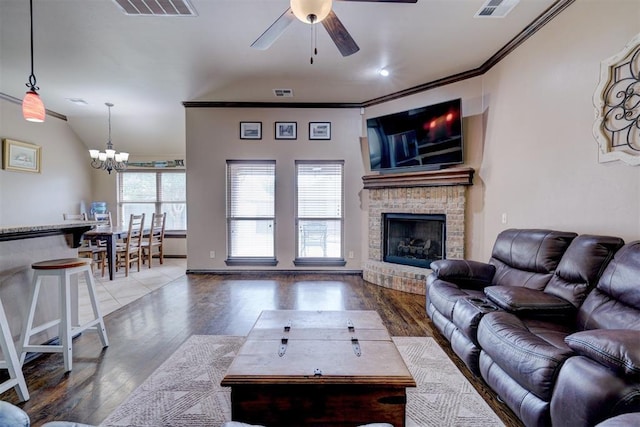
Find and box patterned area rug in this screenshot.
[100,335,503,427]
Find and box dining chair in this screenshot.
[62,213,87,221]
[94,212,112,228]
[115,213,145,277]
[141,212,166,268]
[63,213,106,275]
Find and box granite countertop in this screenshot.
[0,221,98,236]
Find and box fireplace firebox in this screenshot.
[383,213,446,268]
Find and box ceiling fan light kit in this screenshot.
[291,0,333,24]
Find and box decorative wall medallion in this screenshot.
[593,33,640,165]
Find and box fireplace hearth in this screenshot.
[383,213,445,268]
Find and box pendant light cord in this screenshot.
[106,103,114,150]
[26,0,38,91]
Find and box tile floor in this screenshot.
[78,258,187,323]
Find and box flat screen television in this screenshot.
[366,98,463,173]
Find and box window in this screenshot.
[117,171,186,230]
[226,161,276,264]
[295,161,345,266]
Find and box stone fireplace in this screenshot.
[362,167,474,295]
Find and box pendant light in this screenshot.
[22,0,45,123]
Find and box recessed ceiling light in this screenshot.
[66,98,88,105]
[379,69,390,77]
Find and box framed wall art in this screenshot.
[2,139,41,173]
[275,122,297,140]
[240,122,262,140]
[309,122,331,140]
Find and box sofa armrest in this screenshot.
[484,285,575,316]
[565,330,640,380]
[430,259,495,290]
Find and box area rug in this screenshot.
[100,335,504,427]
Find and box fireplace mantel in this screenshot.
[362,167,474,189]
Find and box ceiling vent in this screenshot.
[474,0,520,18]
[113,0,197,16]
[273,89,294,98]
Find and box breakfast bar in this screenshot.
[0,221,94,347]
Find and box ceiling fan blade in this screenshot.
[251,7,296,50]
[336,0,418,3]
[322,11,360,57]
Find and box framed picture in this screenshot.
[240,122,262,140]
[309,122,331,140]
[2,139,41,173]
[275,122,297,140]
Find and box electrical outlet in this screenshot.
[348,251,354,259]
[209,251,215,259]
[501,213,508,224]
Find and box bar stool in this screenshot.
[20,258,109,372]
[0,298,29,401]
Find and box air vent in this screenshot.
[113,0,197,16]
[474,0,520,18]
[273,89,294,98]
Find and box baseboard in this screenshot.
[187,269,363,276]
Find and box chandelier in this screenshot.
[22,0,45,122]
[89,103,129,174]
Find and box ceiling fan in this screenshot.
[251,0,418,59]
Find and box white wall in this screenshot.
[185,107,364,271]
[0,98,92,225]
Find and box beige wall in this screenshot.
[0,98,92,225]
[185,107,364,271]
[362,1,640,262]
[478,0,640,259]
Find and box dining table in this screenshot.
[83,226,130,280]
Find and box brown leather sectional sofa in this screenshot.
[426,229,640,427]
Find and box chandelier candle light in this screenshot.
[89,103,129,174]
[22,0,45,122]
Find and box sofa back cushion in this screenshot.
[577,241,640,331]
[489,229,577,290]
[545,235,624,308]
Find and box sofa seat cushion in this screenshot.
[427,279,484,322]
[477,311,574,401]
[484,285,575,315]
[565,329,640,380]
[452,296,500,344]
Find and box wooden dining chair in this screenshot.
[63,213,87,221]
[141,212,166,268]
[115,213,145,277]
[63,213,106,275]
[94,212,112,228]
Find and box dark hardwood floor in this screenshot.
[1,273,523,426]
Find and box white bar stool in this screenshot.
[20,258,109,372]
[0,298,29,401]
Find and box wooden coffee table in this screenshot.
[221,310,416,427]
